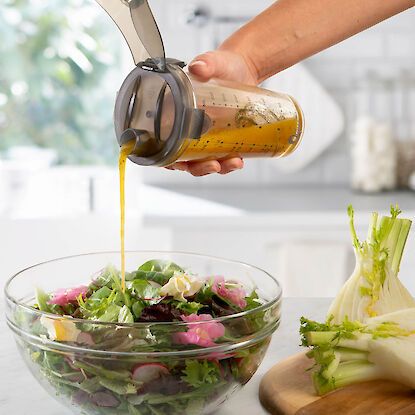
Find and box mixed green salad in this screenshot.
[20,259,273,415]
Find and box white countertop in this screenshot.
[1,298,330,415]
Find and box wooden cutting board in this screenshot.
[259,352,415,415]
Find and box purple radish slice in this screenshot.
[68,373,86,383]
[148,280,162,288]
[92,392,120,407]
[77,332,95,345]
[132,363,170,383]
[72,390,90,406]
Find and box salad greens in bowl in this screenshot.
[5,251,281,415]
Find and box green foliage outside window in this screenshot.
[0,0,127,164]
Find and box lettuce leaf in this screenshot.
[181,359,220,388]
[244,290,262,311]
[127,270,173,286]
[98,377,137,395]
[118,305,134,323]
[35,287,62,314]
[132,280,161,302]
[138,259,183,273]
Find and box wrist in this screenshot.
[218,35,262,86]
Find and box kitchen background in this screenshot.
[1,0,415,296]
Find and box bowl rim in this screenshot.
[4,250,282,328]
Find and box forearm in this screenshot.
[220,0,415,83]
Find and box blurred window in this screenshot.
[0,0,127,165]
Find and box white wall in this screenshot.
[0,217,171,279]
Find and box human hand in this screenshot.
[166,50,259,176]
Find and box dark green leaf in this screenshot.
[138,259,183,273]
[132,301,146,319]
[127,270,173,286]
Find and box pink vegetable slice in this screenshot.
[134,294,167,302]
[90,268,104,287]
[68,373,86,383]
[64,356,80,371]
[47,285,88,306]
[72,390,90,406]
[90,278,102,287]
[131,363,170,383]
[92,392,119,407]
[148,280,162,288]
[211,359,226,379]
[76,332,95,346]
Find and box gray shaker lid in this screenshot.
[95,0,165,70]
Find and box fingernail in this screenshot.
[189,60,207,68]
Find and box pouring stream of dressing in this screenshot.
[119,140,136,292]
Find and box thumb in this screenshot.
[188,52,217,81]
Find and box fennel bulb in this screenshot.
[328,205,414,323]
[300,205,415,396]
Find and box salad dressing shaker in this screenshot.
[96,0,304,167]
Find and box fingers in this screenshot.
[188,50,258,85]
[218,157,244,174]
[165,162,188,172]
[188,51,219,81]
[165,157,243,176]
[187,160,221,176]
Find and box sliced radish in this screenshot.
[77,332,95,346]
[211,359,226,380]
[68,373,86,383]
[90,268,104,287]
[72,390,89,406]
[90,278,102,287]
[64,355,81,371]
[131,363,170,383]
[134,294,167,302]
[92,392,120,407]
[148,280,162,288]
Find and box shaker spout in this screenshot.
[120,128,161,157]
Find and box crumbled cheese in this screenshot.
[40,315,81,342]
[160,275,204,302]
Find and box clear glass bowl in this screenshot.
[5,251,281,415]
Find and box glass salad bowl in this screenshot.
[5,251,281,415]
